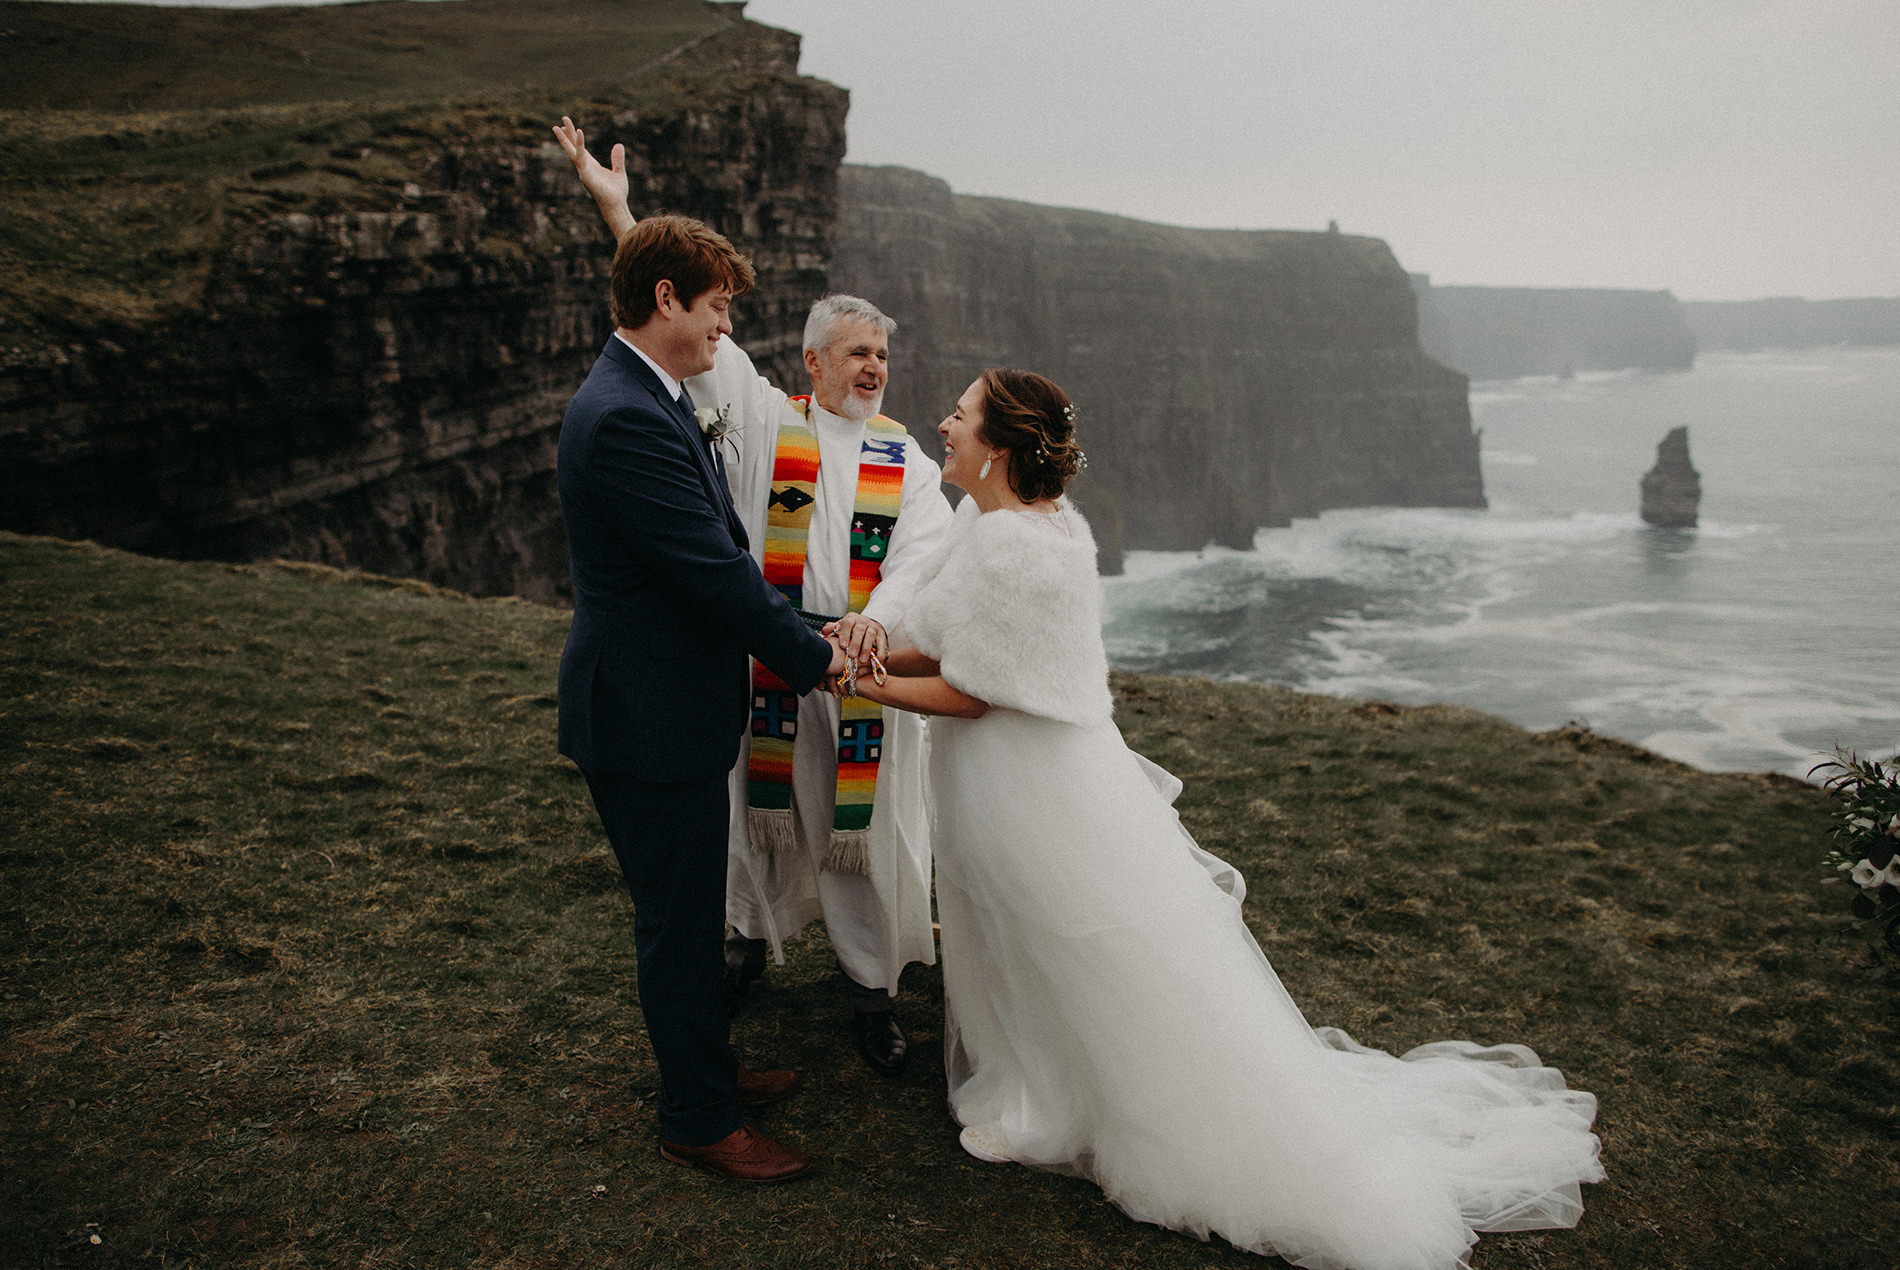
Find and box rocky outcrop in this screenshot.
[834,167,1482,570]
[1682,296,1900,350]
[0,11,845,604]
[1640,427,1700,528]
[1412,278,1696,380]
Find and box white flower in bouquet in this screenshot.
[1813,749,1900,979]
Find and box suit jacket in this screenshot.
[557,337,833,780]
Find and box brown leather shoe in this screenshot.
[735,1065,803,1109]
[660,1123,811,1182]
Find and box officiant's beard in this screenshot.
[831,391,884,422]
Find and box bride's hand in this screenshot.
[551,116,635,239]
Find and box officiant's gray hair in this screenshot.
[804,294,897,355]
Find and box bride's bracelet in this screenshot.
[834,649,887,700]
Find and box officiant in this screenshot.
[695,296,952,1076]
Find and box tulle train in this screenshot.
[929,710,1603,1270]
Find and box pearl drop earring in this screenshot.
[978,454,994,480]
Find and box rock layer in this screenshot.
[1640,426,1701,529]
[833,167,1483,571]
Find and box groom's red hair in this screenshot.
[611,214,756,330]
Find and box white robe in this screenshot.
[686,336,953,990]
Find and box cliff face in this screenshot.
[1412,279,1696,380]
[0,8,845,604]
[4,3,1487,597]
[1682,296,1900,350]
[833,167,1481,569]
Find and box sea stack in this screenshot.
[1640,426,1701,528]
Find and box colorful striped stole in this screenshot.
[746,398,907,875]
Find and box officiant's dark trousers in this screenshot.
[585,769,742,1147]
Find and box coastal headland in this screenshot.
[2,0,1483,589]
[1411,279,1900,381]
[1411,279,1697,381]
[3,7,1896,1265]
[836,165,1481,567]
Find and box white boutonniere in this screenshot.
[695,404,734,442]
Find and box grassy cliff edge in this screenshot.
[2,532,1893,1268]
[0,0,800,339]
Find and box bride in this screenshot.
[839,369,1603,1270]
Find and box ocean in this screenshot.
[1101,347,1900,779]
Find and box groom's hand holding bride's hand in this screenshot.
[819,620,885,700]
[819,633,854,698]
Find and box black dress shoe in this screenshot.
[724,937,767,1013]
[852,1010,909,1077]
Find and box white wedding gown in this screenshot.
[913,508,1603,1270]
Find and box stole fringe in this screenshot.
[747,807,798,856]
[747,810,871,877]
[822,829,872,877]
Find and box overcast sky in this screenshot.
[742,0,1898,301]
[58,0,1900,300]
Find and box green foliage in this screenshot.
[2,533,1894,1269]
[1812,748,1900,972]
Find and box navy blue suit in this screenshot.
[557,335,832,1145]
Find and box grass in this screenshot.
[0,0,736,112]
[0,0,800,339]
[2,530,1895,1269]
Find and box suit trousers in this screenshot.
[585,768,742,1147]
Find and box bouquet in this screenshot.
[1813,748,1900,968]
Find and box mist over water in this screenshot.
[1102,348,1900,778]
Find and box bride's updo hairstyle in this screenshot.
[977,368,1085,503]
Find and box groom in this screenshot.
[552,117,952,1077]
[557,213,843,1182]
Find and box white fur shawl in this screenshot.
[903,497,1113,726]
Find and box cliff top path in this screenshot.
[3,531,1894,1269]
